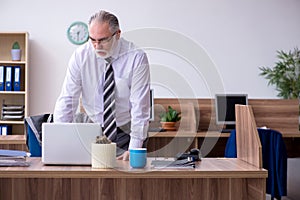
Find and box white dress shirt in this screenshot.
[54,38,150,149]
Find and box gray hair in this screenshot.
[88,10,120,33]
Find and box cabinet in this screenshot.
[0,32,28,141]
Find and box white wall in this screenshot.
[0,0,300,115]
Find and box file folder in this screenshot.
[13,66,21,91]
[0,149,30,158]
[0,66,4,91]
[5,66,12,91]
[0,149,30,167]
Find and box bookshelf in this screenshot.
[0,32,28,138]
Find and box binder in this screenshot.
[0,66,4,91]
[1,125,12,135]
[13,66,21,91]
[5,66,12,91]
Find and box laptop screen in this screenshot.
[42,123,102,165]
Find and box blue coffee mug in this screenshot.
[129,148,147,168]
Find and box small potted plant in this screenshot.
[11,41,22,61]
[159,106,181,131]
[91,135,116,168]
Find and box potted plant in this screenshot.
[259,47,300,127]
[11,41,21,61]
[91,136,116,168]
[159,106,181,131]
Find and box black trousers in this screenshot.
[113,123,148,156]
[74,114,147,156]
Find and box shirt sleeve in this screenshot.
[54,52,82,122]
[128,52,151,149]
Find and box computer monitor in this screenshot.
[215,94,248,131]
[149,89,155,121]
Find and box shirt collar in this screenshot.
[110,38,121,61]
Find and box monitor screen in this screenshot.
[149,89,155,121]
[215,94,248,125]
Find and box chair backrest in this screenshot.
[24,114,53,157]
[235,105,262,168]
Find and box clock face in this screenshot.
[67,21,89,45]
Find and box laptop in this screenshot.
[42,123,102,165]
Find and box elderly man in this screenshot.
[54,10,151,160]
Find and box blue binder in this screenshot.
[13,66,21,91]
[1,125,12,135]
[0,66,4,91]
[5,66,12,91]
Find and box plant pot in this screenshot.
[11,49,22,61]
[160,122,177,131]
[91,142,116,168]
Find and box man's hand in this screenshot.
[117,150,129,161]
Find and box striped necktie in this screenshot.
[103,57,117,140]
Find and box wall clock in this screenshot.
[67,21,89,45]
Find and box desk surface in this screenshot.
[0,157,267,179]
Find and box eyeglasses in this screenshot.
[89,31,117,45]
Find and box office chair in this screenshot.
[24,114,53,157]
[225,128,287,200]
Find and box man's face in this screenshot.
[89,21,120,58]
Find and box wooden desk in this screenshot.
[0,157,267,200]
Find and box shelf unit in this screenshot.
[0,32,29,137]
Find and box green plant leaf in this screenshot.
[12,41,20,49]
[259,47,300,99]
[159,106,181,122]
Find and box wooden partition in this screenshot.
[249,99,299,135]
[151,98,299,136]
[148,98,299,157]
[79,98,299,135]
[235,105,262,168]
[151,99,198,133]
[234,105,265,199]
